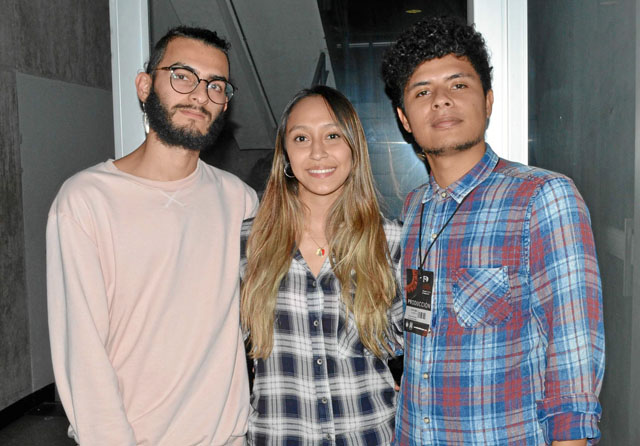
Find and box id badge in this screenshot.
[404,268,433,336]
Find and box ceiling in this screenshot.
[317,0,466,91]
[149,0,465,151]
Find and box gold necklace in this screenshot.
[307,233,326,257]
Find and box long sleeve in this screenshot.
[243,183,259,220]
[47,211,137,446]
[529,178,605,444]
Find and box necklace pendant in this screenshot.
[316,247,325,257]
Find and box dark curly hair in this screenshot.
[145,26,231,75]
[382,16,492,110]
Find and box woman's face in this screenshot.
[285,95,353,203]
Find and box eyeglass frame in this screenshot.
[154,65,236,104]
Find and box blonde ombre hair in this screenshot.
[241,86,396,359]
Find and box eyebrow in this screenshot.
[406,72,476,90]
[287,122,340,134]
[168,62,229,82]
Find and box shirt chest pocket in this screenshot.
[452,266,513,328]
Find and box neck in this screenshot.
[299,192,337,236]
[426,142,486,188]
[113,131,200,181]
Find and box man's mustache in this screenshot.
[172,104,212,120]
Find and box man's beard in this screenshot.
[145,87,226,152]
[422,134,483,157]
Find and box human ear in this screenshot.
[135,72,153,103]
[396,107,412,133]
[485,89,494,118]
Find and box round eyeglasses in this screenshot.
[156,65,236,104]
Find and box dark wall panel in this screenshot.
[0,69,32,409]
[1,0,112,410]
[6,0,111,89]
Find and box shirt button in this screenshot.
[431,233,437,240]
[313,320,319,327]
[321,397,328,404]
[316,358,323,365]
[440,191,447,198]
[423,416,430,424]
[423,372,429,379]
[312,280,317,287]
[326,433,332,440]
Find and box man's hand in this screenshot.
[552,440,587,446]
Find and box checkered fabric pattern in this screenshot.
[394,146,605,446]
[241,218,404,446]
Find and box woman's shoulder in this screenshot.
[381,215,403,260]
[381,215,402,241]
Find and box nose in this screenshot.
[309,139,328,160]
[431,88,452,109]
[189,80,209,104]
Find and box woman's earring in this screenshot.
[283,162,295,179]
[142,103,150,135]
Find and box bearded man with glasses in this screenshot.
[46,26,257,446]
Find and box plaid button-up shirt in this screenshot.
[394,146,605,445]
[241,218,404,446]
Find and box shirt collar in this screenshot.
[421,144,499,204]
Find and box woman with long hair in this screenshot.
[241,85,403,445]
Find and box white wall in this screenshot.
[471,0,528,164]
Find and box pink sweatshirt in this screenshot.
[47,160,258,445]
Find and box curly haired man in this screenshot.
[382,16,604,446]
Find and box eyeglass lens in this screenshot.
[169,67,233,104]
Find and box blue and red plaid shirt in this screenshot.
[395,145,605,445]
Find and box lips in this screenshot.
[308,167,336,177]
[174,105,211,120]
[431,115,462,129]
[179,109,206,120]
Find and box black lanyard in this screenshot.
[417,192,468,270]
